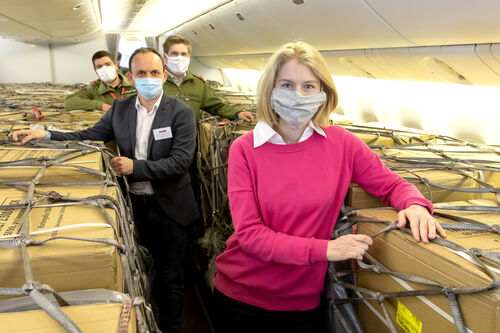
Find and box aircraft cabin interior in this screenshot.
[1,1,500,333]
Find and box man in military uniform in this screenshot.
[65,50,136,112]
[162,35,254,123]
[116,52,129,75]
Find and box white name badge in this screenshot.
[153,127,173,140]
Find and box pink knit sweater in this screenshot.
[214,125,432,311]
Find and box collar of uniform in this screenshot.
[253,121,327,148]
[166,70,193,84]
[97,72,130,95]
[119,72,134,88]
[135,91,164,113]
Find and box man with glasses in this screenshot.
[162,34,254,123]
[65,50,136,112]
[13,47,198,333]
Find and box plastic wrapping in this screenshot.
[0,289,130,313]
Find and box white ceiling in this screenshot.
[0,0,102,44]
[0,0,230,43]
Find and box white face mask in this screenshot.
[166,55,190,75]
[96,65,117,83]
[271,88,327,129]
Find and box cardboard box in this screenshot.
[339,123,436,147]
[0,185,123,298]
[0,145,104,183]
[374,143,500,187]
[347,169,491,209]
[0,302,136,332]
[26,110,103,125]
[356,201,500,332]
[347,142,500,209]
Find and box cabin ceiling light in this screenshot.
[292,0,304,4]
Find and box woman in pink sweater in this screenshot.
[213,41,446,332]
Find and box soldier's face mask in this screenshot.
[134,77,163,100]
[96,66,117,83]
[270,88,326,130]
[165,55,190,75]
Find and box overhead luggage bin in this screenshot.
[217,0,286,54]
[167,4,260,57]
[171,0,415,57]
[365,0,500,46]
[368,48,437,82]
[474,44,500,77]
[323,49,391,79]
[439,45,500,86]
[197,53,270,71]
[256,0,414,51]
[488,43,500,70]
[409,46,464,85]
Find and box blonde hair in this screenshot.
[256,41,338,128]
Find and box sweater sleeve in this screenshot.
[348,132,433,214]
[227,138,329,266]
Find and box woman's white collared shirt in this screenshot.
[253,121,326,148]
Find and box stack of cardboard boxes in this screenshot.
[339,132,500,332]
[0,85,146,332]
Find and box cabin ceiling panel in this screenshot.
[365,0,500,46]
[0,0,101,44]
[0,13,49,40]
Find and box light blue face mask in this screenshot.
[134,77,163,100]
[271,88,327,129]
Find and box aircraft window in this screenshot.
[117,36,147,68]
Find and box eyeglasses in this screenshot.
[167,51,190,57]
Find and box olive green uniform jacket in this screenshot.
[65,72,136,111]
[163,71,238,122]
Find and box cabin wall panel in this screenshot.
[0,38,51,83]
[51,33,108,84]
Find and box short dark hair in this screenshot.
[162,35,192,54]
[116,52,122,62]
[91,50,114,68]
[128,47,165,72]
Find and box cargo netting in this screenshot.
[0,139,158,332]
